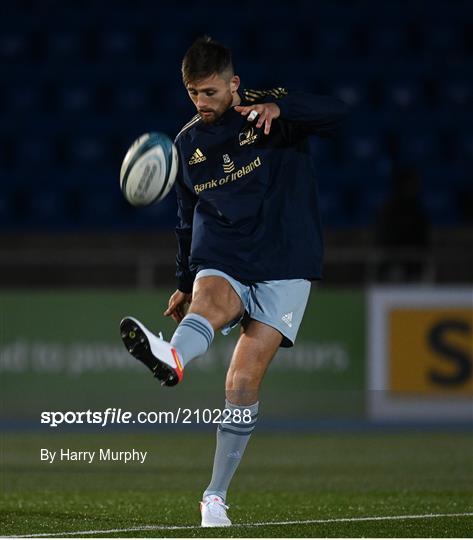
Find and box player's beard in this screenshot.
[198,91,234,124]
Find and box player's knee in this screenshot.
[226,370,259,403]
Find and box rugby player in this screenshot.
[121,36,347,527]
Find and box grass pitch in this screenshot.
[1,430,472,537]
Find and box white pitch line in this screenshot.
[3,512,473,538]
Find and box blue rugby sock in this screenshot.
[170,313,214,367]
[203,400,259,502]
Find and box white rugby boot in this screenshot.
[200,495,231,527]
[120,316,184,386]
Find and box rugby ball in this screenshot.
[120,132,178,207]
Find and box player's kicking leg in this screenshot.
[200,320,282,527]
[120,275,243,386]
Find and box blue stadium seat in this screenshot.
[368,26,408,58]
[344,133,384,162]
[440,80,471,108]
[115,85,149,111]
[457,132,473,163]
[421,164,468,190]
[27,184,70,227]
[214,28,245,56]
[317,164,345,191]
[319,191,347,227]
[317,27,353,56]
[309,138,336,167]
[0,32,29,62]
[79,192,124,227]
[385,80,423,109]
[101,30,137,61]
[422,187,457,225]
[59,84,95,111]
[251,2,296,25]
[69,136,108,166]
[70,169,124,227]
[259,29,298,61]
[154,30,188,60]
[317,164,387,228]
[422,24,463,55]
[6,86,42,111]
[261,60,315,90]
[17,138,56,169]
[418,1,471,22]
[48,31,83,60]
[354,183,391,226]
[398,133,444,165]
[331,80,370,108]
[128,190,178,229]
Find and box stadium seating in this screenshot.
[1,0,471,229]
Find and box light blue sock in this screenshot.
[203,400,259,502]
[170,313,214,367]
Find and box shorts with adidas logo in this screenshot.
[195,268,311,347]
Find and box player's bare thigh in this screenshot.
[188,275,244,331]
[225,319,282,405]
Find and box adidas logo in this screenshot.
[281,312,293,327]
[189,148,206,165]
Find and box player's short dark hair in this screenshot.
[182,36,233,85]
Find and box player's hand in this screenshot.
[164,290,192,323]
[234,103,280,135]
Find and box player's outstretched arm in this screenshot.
[275,91,348,138]
[164,289,192,323]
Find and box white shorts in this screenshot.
[195,268,311,347]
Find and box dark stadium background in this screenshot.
[1,0,471,287]
[1,1,472,537]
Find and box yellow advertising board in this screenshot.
[368,287,473,421]
[389,308,472,395]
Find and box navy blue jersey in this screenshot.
[173,88,347,293]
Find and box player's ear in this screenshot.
[230,75,240,94]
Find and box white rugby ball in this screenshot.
[120,132,178,207]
